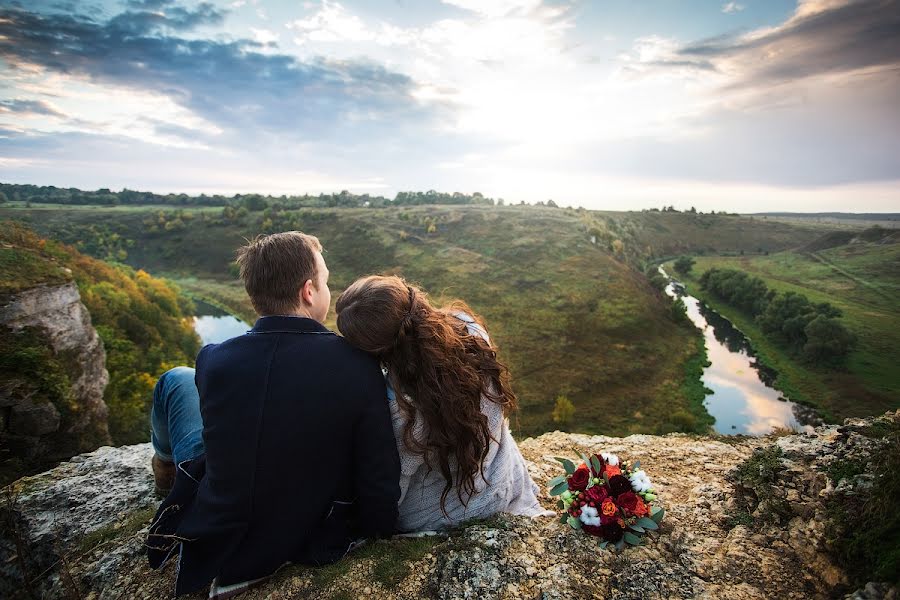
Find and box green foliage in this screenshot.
[0,222,200,446]
[726,446,792,529]
[701,267,854,366]
[824,418,900,587]
[673,256,695,274]
[699,267,771,316]
[551,394,575,425]
[803,315,857,365]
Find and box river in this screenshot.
[192,300,251,345]
[659,266,817,435]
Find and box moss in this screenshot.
[77,506,157,554]
[726,446,792,529]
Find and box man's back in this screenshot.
[148,315,400,595]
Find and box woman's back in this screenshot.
[388,316,548,531]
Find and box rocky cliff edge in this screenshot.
[2,411,898,600]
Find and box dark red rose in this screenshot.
[608,474,631,496]
[568,465,590,491]
[584,485,608,505]
[600,522,624,542]
[583,524,603,537]
[616,491,640,515]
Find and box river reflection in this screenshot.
[192,301,251,345]
[660,267,816,435]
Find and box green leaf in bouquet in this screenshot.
[650,507,665,524]
[590,455,603,475]
[556,499,565,510]
[559,513,569,524]
[633,460,640,470]
[567,516,582,530]
[548,474,567,488]
[629,524,645,533]
[599,540,609,550]
[636,517,658,530]
[550,481,569,496]
[555,457,577,474]
[577,450,591,469]
[615,539,625,552]
[623,532,642,546]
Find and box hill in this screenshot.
[0,203,836,437]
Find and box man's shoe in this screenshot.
[152,454,175,498]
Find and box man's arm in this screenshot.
[352,367,401,539]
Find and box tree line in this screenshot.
[0,183,504,209]
[697,267,856,366]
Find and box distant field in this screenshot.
[670,239,900,420]
[0,203,842,437]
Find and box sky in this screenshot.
[0,0,898,212]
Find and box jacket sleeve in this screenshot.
[352,366,401,539]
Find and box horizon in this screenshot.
[1,0,899,212]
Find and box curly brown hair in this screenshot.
[335,275,517,514]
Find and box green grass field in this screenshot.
[668,239,900,420]
[1,203,842,437]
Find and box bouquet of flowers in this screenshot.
[547,451,665,549]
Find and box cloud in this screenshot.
[721,2,744,13]
[440,0,544,18]
[287,1,412,46]
[0,98,67,118]
[679,0,900,87]
[0,5,441,142]
[107,2,226,34]
[124,0,176,9]
[250,27,279,45]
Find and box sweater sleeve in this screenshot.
[386,382,426,505]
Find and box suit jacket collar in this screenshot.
[250,315,333,335]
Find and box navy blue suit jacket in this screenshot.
[147,316,401,595]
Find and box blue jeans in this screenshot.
[151,367,205,464]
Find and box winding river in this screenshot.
[659,266,817,435]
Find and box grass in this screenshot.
[0,246,71,297]
[0,203,844,437]
[669,240,900,420]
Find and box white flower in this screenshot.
[629,470,652,493]
[601,452,619,466]
[578,505,601,527]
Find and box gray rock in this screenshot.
[1,281,111,473]
[0,443,155,598]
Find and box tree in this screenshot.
[674,256,695,274]
[0,191,7,203]
[803,315,855,365]
[551,395,575,425]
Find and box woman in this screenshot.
[335,275,551,531]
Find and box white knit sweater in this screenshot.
[386,314,550,532]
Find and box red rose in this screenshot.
[568,465,590,491]
[584,485,608,505]
[616,491,639,515]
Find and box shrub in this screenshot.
[551,395,575,425]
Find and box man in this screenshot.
[147,232,400,597]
